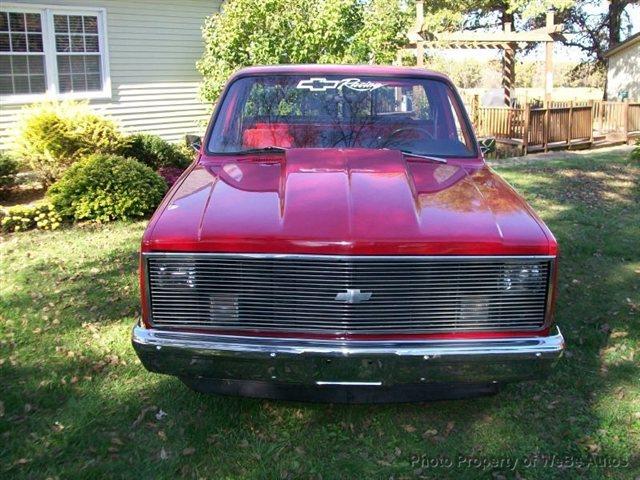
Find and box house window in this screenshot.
[54,14,102,93]
[0,11,46,95]
[0,5,109,101]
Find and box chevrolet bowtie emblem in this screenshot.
[334,289,372,304]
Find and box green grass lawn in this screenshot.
[1,149,639,479]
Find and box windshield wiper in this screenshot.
[398,150,448,164]
[232,146,288,155]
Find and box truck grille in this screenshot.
[145,254,552,334]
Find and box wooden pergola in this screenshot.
[401,1,566,106]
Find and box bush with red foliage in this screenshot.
[156,166,186,187]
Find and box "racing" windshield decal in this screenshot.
[296,77,386,92]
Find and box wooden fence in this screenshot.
[472,100,640,155]
[593,101,640,137]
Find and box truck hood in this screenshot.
[143,149,554,255]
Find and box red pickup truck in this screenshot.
[132,65,564,402]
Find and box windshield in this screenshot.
[207,74,477,157]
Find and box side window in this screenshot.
[446,90,473,149]
[411,85,431,120]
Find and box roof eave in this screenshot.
[604,32,640,58]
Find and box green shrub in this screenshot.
[47,154,167,222]
[175,141,197,164]
[11,101,125,186]
[0,203,63,233]
[0,153,19,190]
[630,138,640,161]
[119,134,193,170]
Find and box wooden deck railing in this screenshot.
[471,100,639,155]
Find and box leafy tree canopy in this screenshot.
[556,0,638,64]
[198,0,410,102]
[420,0,574,32]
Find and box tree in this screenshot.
[197,0,410,102]
[556,0,637,65]
[420,0,574,33]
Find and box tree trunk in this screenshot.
[608,0,625,47]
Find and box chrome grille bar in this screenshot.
[145,254,553,334]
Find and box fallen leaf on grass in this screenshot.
[131,406,156,428]
[587,443,601,454]
[0,401,4,417]
[444,421,455,436]
[182,447,196,456]
[159,447,169,460]
[402,424,416,433]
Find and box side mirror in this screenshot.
[185,134,202,152]
[479,137,496,156]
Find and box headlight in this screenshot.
[153,262,239,323]
[502,264,545,292]
[156,264,197,288]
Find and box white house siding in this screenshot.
[606,37,640,101]
[0,0,220,149]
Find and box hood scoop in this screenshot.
[148,149,549,255]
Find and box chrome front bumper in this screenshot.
[132,324,564,391]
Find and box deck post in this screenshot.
[523,104,530,156]
[589,100,595,145]
[567,101,573,149]
[543,102,550,153]
[623,100,630,142]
